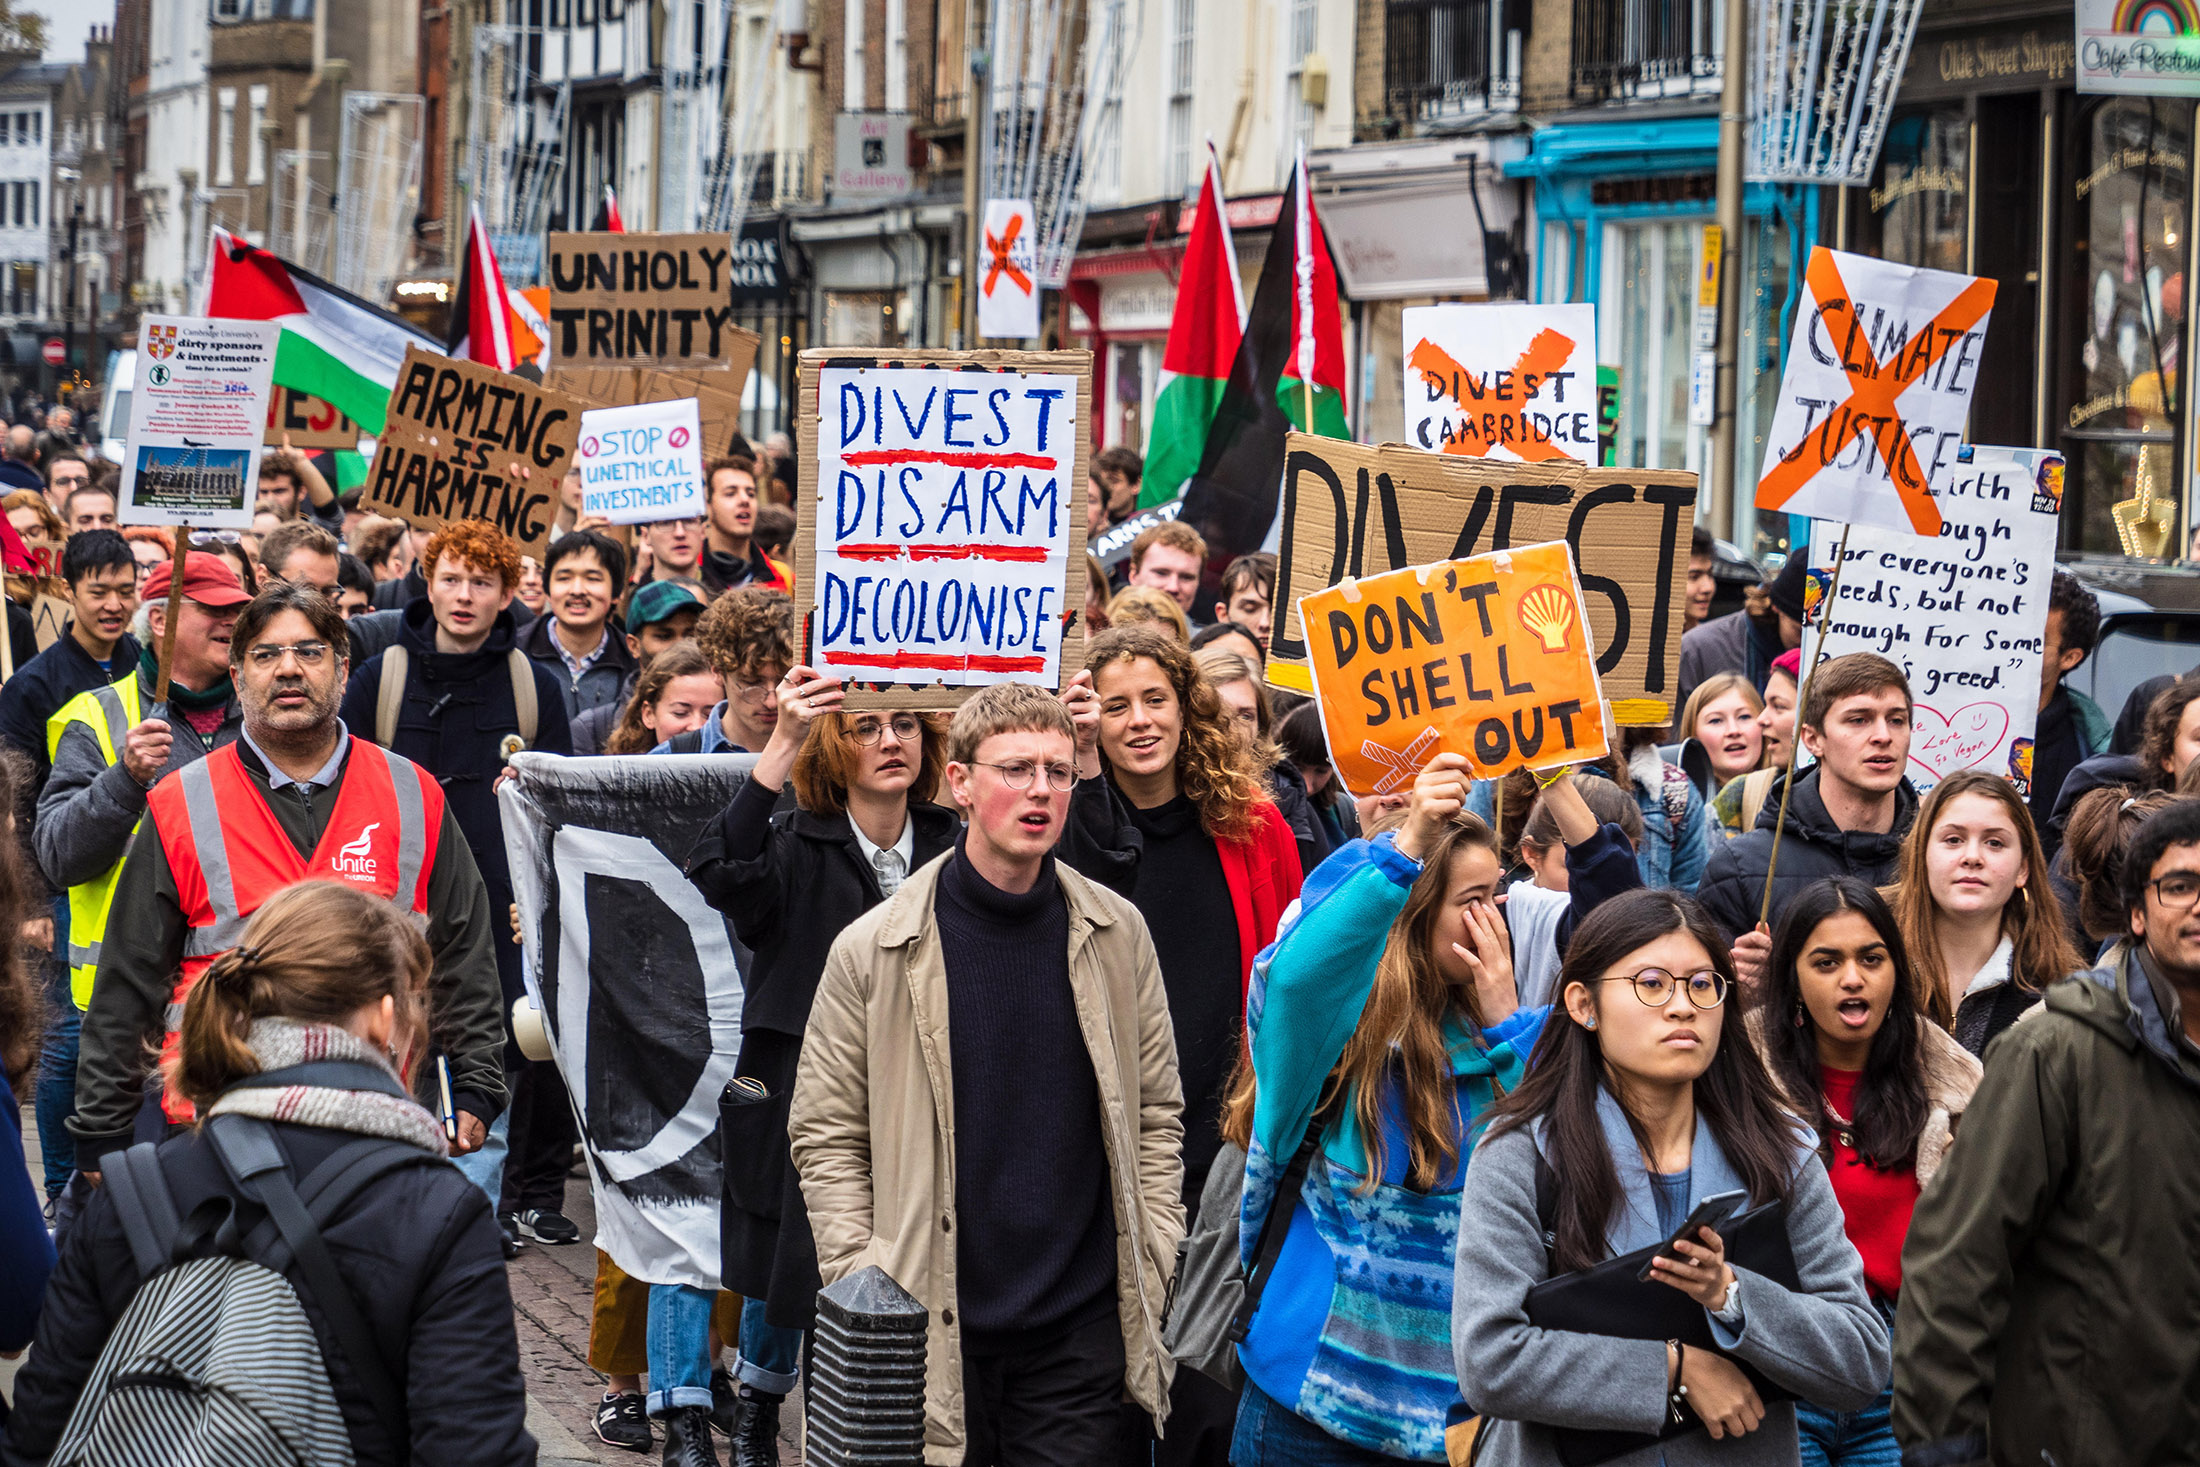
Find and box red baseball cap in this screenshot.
[141,550,253,608]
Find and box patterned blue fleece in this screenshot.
[1238,830,1548,1461]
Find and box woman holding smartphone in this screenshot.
[1221,754,1641,1464]
[1452,888,1889,1466]
[1752,877,1979,1466]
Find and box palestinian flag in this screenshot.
[448,203,519,370]
[1141,147,1244,508]
[593,186,625,233]
[203,227,443,435]
[1175,148,1349,568]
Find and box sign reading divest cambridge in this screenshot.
[118,314,279,529]
[364,345,580,559]
[1268,433,1696,725]
[1807,446,2065,797]
[1757,248,1996,537]
[577,398,704,524]
[1303,542,1610,797]
[546,232,741,370]
[1403,303,1598,463]
[795,348,1092,708]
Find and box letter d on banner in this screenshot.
[977,199,1040,340]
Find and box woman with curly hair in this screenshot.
[600,642,724,756]
[1075,624,1302,1461]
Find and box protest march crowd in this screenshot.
[0,360,2196,1467]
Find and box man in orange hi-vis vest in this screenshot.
[69,581,508,1175]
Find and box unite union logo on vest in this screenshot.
[334,822,380,882]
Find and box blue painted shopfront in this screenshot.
[1510,113,1819,557]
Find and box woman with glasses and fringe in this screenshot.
[1452,887,1889,1467]
[1217,753,1641,1465]
[679,666,958,1467]
[1746,877,1978,1466]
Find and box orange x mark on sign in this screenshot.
[984,214,1031,298]
[1407,328,1579,463]
[1756,252,1997,537]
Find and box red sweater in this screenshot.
[1819,1065,1921,1301]
[1217,800,1304,999]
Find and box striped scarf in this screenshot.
[204,1019,450,1157]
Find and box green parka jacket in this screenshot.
[1893,947,2200,1466]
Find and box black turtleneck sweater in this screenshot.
[1123,793,1241,1203]
[935,842,1117,1348]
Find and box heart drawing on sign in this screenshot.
[1908,702,2011,782]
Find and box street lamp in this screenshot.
[56,166,81,385]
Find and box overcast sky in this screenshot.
[24,0,113,62]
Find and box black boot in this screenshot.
[660,1405,721,1467]
[729,1386,783,1467]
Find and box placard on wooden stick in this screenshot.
[794,348,1093,711]
[362,345,581,559]
[1267,434,1696,725]
[546,232,745,371]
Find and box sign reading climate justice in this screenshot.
[1758,248,1996,537]
[1303,541,1610,798]
[1807,446,2065,798]
[577,398,704,525]
[799,350,1091,702]
[117,314,278,530]
[1403,303,1598,463]
[364,345,581,559]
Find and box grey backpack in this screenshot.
[54,1111,430,1467]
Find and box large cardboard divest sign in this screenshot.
[501,753,752,1292]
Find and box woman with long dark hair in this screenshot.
[1750,877,1979,1466]
[1453,889,1889,1466]
[1218,753,1641,1464]
[1888,769,2085,1053]
[683,665,957,1466]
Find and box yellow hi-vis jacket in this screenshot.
[45,671,141,1009]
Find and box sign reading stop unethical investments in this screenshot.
[577,398,705,526]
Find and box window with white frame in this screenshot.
[215,89,236,186]
[1165,0,1195,198]
[844,0,866,108]
[247,86,268,184]
[1285,0,1317,167]
[886,0,907,112]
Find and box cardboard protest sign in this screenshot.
[1303,541,1609,797]
[1267,433,1696,725]
[977,199,1040,340]
[1403,303,1598,463]
[577,398,704,525]
[363,345,580,559]
[795,348,1091,709]
[117,315,279,529]
[264,386,359,450]
[1807,446,2065,797]
[18,536,66,652]
[546,232,742,370]
[549,348,760,461]
[1757,248,1997,537]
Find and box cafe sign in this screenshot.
[2078,0,2200,97]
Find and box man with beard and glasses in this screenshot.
[67,581,507,1179]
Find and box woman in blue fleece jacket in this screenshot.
[1219,753,1642,1463]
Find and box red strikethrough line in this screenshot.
[829,651,1049,674]
[837,450,1058,469]
[833,543,1052,563]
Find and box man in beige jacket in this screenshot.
[790,683,1185,1467]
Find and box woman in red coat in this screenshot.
[1077,624,1303,1467]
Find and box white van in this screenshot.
[99,348,133,463]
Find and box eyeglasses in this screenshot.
[1598,968,1729,1010]
[188,529,242,547]
[849,714,923,746]
[245,640,332,668]
[972,759,1078,792]
[652,517,702,531]
[729,676,779,706]
[2146,872,2200,910]
[50,472,88,489]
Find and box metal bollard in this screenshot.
[805,1265,928,1466]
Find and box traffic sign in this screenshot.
[40,338,64,366]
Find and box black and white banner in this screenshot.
[500,752,754,1291]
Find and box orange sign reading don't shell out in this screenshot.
[1301,540,1610,798]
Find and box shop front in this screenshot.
[790,202,957,358]
[727,214,805,441]
[1834,0,2200,570]
[1510,112,1818,561]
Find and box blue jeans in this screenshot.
[1796,1384,1899,1467]
[451,1104,511,1205]
[647,1283,717,1416]
[734,1295,802,1394]
[34,898,77,1198]
[1231,1378,1399,1467]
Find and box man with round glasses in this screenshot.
[70,580,508,1181]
